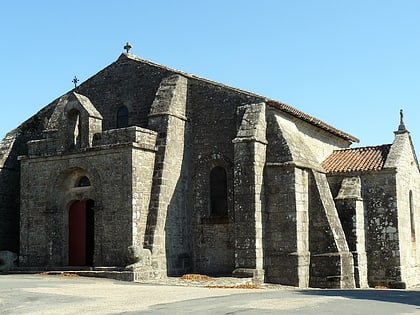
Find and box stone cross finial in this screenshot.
[124,42,132,53]
[72,76,79,89]
[396,108,407,133]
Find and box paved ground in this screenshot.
[1,274,420,314]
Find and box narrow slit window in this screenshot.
[210,166,228,217]
[410,190,416,242]
[67,109,81,149]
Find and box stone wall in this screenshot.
[327,171,400,287]
[334,177,368,288]
[145,74,190,277]
[0,103,55,253]
[263,108,353,288]
[192,153,235,275]
[309,171,355,288]
[263,165,310,287]
[5,51,418,289]
[232,103,267,282]
[270,110,350,168]
[0,132,20,253]
[189,78,262,275]
[76,54,170,131]
[386,131,420,287]
[19,128,157,267]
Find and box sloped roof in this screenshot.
[322,144,392,173]
[122,53,359,143]
[266,100,359,143]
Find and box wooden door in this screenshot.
[69,200,94,266]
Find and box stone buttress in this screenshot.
[144,74,190,278]
[232,103,267,283]
[335,176,368,288]
[263,106,355,288]
[309,171,355,288]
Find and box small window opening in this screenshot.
[210,166,228,217]
[77,176,91,187]
[117,106,129,128]
[410,190,416,242]
[68,109,81,149]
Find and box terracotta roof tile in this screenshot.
[322,144,392,173]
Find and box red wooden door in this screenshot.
[69,200,87,266]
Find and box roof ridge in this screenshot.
[322,143,392,173]
[266,100,359,143]
[333,143,392,152]
[120,53,359,143]
[336,144,392,151]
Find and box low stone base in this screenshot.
[389,281,406,289]
[310,252,355,289]
[232,268,265,284]
[370,278,407,289]
[75,270,136,281]
[0,251,17,272]
[264,251,310,288]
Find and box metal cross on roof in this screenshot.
[124,42,132,53]
[72,76,79,89]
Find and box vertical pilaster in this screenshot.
[294,167,311,287]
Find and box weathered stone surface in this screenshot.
[335,177,368,288]
[0,51,419,289]
[0,250,17,271]
[125,246,151,271]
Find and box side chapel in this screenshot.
[0,45,419,288]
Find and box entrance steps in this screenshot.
[6,266,136,281]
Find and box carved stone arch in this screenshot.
[46,165,102,265]
[198,152,234,169]
[47,165,103,212]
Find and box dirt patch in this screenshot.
[38,272,79,277]
[207,284,261,289]
[180,274,213,280]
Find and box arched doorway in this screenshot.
[68,199,94,266]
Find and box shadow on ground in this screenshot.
[298,289,420,307]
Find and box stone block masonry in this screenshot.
[145,74,190,277]
[232,103,267,283]
[1,51,419,289]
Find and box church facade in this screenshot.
[0,49,419,288]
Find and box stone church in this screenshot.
[0,46,419,288]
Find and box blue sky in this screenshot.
[1,1,420,150]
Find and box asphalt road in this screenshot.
[1,274,419,314]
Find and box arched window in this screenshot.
[210,166,228,217]
[116,106,129,128]
[67,109,81,149]
[77,176,91,187]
